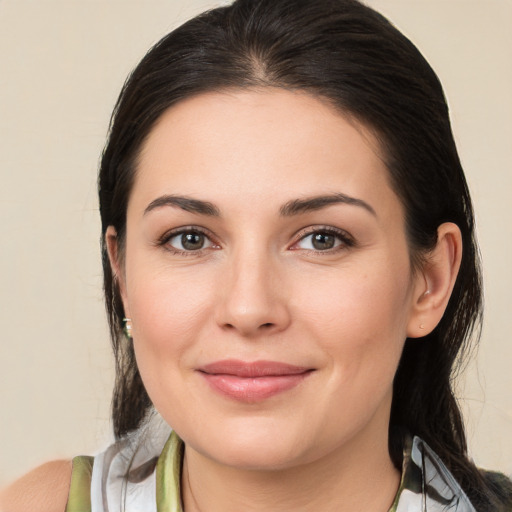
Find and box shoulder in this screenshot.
[0,460,72,512]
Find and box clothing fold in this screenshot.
[66,418,475,512]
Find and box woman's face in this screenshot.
[114,89,426,470]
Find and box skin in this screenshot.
[0,460,71,512]
[108,89,462,511]
[0,88,461,511]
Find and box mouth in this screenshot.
[197,360,315,402]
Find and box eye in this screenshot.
[164,229,216,253]
[292,228,353,252]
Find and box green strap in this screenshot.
[156,431,184,512]
[65,455,94,512]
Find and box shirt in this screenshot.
[65,425,476,512]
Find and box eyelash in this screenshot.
[157,225,355,256]
[291,226,355,254]
[158,226,219,256]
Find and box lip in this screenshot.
[197,360,314,402]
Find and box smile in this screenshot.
[197,360,314,402]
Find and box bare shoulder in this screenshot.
[0,460,72,512]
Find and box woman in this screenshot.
[2,0,511,510]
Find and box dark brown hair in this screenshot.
[98,0,510,508]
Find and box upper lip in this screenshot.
[198,359,313,377]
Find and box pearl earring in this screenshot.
[123,317,133,339]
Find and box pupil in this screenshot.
[182,232,204,250]
[312,233,334,250]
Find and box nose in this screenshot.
[215,250,291,338]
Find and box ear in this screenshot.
[407,222,462,338]
[105,226,130,317]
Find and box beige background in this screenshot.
[0,0,510,485]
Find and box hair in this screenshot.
[98,0,511,508]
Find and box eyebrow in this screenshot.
[143,192,376,218]
[144,195,221,217]
[279,193,376,217]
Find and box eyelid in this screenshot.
[157,226,220,255]
[156,224,354,255]
[289,225,355,252]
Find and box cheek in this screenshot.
[299,262,411,329]
[293,256,412,375]
[126,266,220,426]
[132,280,208,343]
[125,259,217,386]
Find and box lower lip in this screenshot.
[199,372,311,402]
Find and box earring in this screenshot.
[123,317,133,339]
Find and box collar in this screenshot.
[155,431,476,512]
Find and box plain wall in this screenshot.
[1,0,511,485]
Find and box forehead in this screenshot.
[132,88,400,220]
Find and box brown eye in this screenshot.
[294,228,352,252]
[311,232,336,250]
[182,232,205,250]
[167,230,212,251]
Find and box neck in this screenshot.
[181,422,400,512]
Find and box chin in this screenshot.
[207,441,306,471]
[181,416,322,471]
